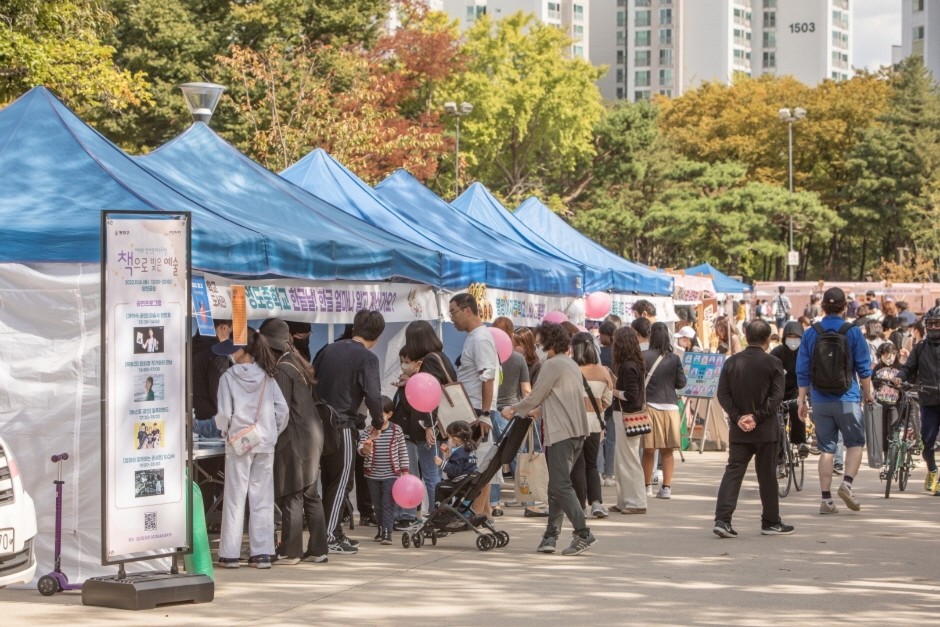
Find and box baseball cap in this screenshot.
[847,292,855,299]
[823,287,846,306]
[676,327,696,339]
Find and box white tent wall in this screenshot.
[0,262,164,582]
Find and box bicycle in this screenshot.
[777,399,805,498]
[875,379,936,499]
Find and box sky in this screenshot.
[854,0,902,70]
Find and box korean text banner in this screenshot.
[450,286,585,327]
[197,272,439,324]
[103,214,188,562]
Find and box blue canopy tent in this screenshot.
[0,87,274,276]
[452,183,619,294]
[280,148,483,290]
[684,263,751,293]
[513,197,673,296]
[372,171,584,296]
[135,123,442,286]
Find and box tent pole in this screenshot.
[328,323,334,344]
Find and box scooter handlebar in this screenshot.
[51,453,69,463]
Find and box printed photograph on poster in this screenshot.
[191,275,215,337]
[135,469,165,498]
[134,421,165,449]
[134,326,164,354]
[134,373,164,402]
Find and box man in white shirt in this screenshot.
[448,293,499,518]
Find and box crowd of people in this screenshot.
[190,286,940,566]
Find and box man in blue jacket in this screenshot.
[796,287,874,515]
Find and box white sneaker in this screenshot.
[656,487,671,499]
[652,470,663,485]
[646,484,653,496]
[602,477,617,487]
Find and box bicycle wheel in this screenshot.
[885,442,899,499]
[899,449,912,492]
[778,439,792,498]
[793,445,805,491]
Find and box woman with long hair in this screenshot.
[260,319,327,565]
[513,327,542,385]
[714,316,741,355]
[610,326,648,514]
[213,327,288,569]
[571,332,614,518]
[641,322,687,500]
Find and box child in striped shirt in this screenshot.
[359,396,410,545]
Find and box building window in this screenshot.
[636,70,651,86]
[574,25,584,38]
[636,30,651,46]
[733,8,751,26]
[764,11,775,28]
[763,30,775,48]
[617,87,625,99]
[734,28,750,46]
[832,10,848,30]
[763,51,776,68]
[915,0,925,11]
[635,0,650,6]
[635,50,652,66]
[574,4,584,21]
[618,30,625,46]
[635,90,651,101]
[466,6,474,20]
[617,68,625,83]
[762,0,776,7]
[617,0,625,6]
[547,2,560,20]
[831,51,849,69]
[617,50,625,64]
[659,69,673,86]
[913,25,925,57]
[617,11,624,27]
[573,45,584,58]
[659,48,673,66]
[659,28,672,44]
[832,30,848,49]
[660,8,672,25]
[659,89,672,97]
[636,10,651,26]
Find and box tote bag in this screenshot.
[431,353,478,431]
[514,426,549,504]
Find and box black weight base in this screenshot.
[82,572,213,611]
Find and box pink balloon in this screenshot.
[404,373,442,412]
[584,292,613,320]
[392,473,425,509]
[489,327,513,363]
[543,311,569,324]
[576,325,588,333]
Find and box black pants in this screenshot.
[355,446,374,519]
[715,441,781,529]
[571,431,602,508]
[320,426,354,543]
[276,484,328,559]
[786,401,806,445]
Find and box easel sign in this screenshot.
[680,352,726,453]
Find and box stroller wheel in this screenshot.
[401,532,411,549]
[412,532,424,548]
[495,531,509,548]
[37,575,59,596]
[430,529,438,546]
[476,535,490,551]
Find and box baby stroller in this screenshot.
[402,415,533,552]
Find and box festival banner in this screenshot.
[608,295,678,323]
[459,285,584,327]
[672,274,716,304]
[197,272,439,324]
[102,212,190,563]
[680,352,726,399]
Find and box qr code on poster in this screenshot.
[144,512,157,531]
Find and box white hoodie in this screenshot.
[216,361,289,454]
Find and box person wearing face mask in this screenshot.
[770,321,810,460]
[896,307,940,494]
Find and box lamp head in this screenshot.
[180,82,226,124]
[794,107,807,120]
[460,102,473,115]
[444,102,458,115]
[778,107,791,121]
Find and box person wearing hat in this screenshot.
[770,321,811,465]
[214,328,289,569]
[260,319,328,565]
[846,293,859,319]
[674,325,698,354]
[796,287,874,515]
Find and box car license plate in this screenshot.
[0,528,13,555]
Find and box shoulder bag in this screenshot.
[583,375,604,428]
[227,377,267,456]
[621,355,663,438]
[430,352,477,431]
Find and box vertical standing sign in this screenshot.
[101,211,192,565]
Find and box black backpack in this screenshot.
[810,322,855,394]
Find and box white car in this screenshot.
[0,435,37,588]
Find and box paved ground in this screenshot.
[2,452,940,626]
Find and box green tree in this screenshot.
[0,0,149,110]
[442,11,605,200]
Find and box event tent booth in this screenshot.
[684,263,752,294]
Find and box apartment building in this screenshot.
[901,0,940,79]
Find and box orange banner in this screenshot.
[231,285,248,345]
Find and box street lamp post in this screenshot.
[778,106,806,283]
[444,101,473,197]
[180,83,226,124]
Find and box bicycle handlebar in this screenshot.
[872,378,939,393]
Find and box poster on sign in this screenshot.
[101,211,191,564]
[681,352,725,399]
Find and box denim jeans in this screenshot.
[600,413,616,476]
[367,477,397,533]
[393,439,442,521]
[490,409,510,505]
[394,441,420,522]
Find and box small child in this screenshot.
[433,421,478,505]
[358,395,409,545]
